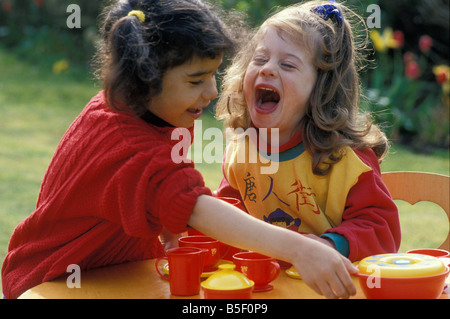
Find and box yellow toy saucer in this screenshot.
[286,266,301,279]
[358,253,446,278]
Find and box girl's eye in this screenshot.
[189,72,216,86]
[253,56,268,64]
[281,63,296,69]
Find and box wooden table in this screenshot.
[18,259,450,299]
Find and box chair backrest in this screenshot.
[381,171,450,251]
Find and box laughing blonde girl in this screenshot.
[216,0,401,262]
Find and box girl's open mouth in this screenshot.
[187,108,203,119]
[255,87,280,114]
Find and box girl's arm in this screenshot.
[325,149,401,261]
[188,195,358,299]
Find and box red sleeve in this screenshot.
[148,159,212,235]
[103,145,211,237]
[326,149,401,261]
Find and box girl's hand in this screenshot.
[159,228,181,251]
[291,237,358,299]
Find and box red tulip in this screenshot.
[419,35,433,53]
[393,30,404,48]
[436,73,447,85]
[405,61,421,79]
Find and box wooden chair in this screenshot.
[381,171,450,251]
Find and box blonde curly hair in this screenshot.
[215,0,389,175]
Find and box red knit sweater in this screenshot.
[2,91,211,298]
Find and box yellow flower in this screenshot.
[52,59,70,75]
[433,65,449,83]
[433,65,450,95]
[370,28,401,53]
[432,65,450,108]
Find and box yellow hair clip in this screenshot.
[128,10,146,23]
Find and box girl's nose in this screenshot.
[259,62,278,78]
[202,76,219,100]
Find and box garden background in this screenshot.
[0,0,449,294]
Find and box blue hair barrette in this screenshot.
[313,1,343,25]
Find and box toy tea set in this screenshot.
[155,235,449,299]
[155,235,280,298]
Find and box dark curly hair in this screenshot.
[94,0,236,116]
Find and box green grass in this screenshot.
[0,48,449,294]
[0,49,99,294]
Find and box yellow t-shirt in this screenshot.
[223,134,371,235]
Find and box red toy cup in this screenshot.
[155,247,206,296]
[233,251,280,292]
[179,235,225,272]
